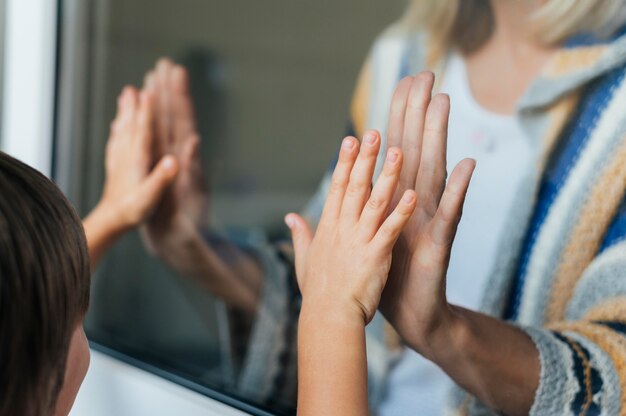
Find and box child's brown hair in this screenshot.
[0,152,90,415]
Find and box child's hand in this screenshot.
[97,86,179,230]
[286,131,416,324]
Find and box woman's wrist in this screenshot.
[399,303,467,363]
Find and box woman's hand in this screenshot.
[286,131,416,324]
[139,59,209,257]
[379,73,476,358]
[84,86,179,266]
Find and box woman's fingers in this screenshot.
[155,58,174,148]
[340,131,381,221]
[171,66,197,146]
[400,72,434,191]
[372,190,417,251]
[285,213,314,281]
[133,155,179,222]
[319,137,359,222]
[137,91,154,149]
[415,94,450,217]
[358,147,403,240]
[430,158,475,249]
[387,77,413,149]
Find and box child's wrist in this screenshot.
[299,296,367,328]
[90,200,133,236]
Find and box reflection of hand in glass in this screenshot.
[139,59,262,313]
[84,86,179,266]
[287,132,416,415]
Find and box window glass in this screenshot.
[55,0,406,413]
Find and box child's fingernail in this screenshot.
[387,149,399,163]
[284,215,295,228]
[162,156,176,171]
[403,192,415,204]
[342,138,355,151]
[364,132,377,145]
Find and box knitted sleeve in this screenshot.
[523,241,626,416]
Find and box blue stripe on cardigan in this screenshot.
[505,67,626,320]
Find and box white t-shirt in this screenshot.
[378,53,532,416]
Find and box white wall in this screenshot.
[1,0,57,173]
[70,351,248,416]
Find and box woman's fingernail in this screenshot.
[403,192,415,204]
[342,138,355,151]
[387,149,399,163]
[364,132,377,145]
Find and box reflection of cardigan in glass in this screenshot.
[222,25,626,415]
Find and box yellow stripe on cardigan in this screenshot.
[547,134,626,323]
[584,297,626,322]
[543,46,608,78]
[549,321,626,415]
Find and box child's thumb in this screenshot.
[138,155,179,209]
[285,213,313,269]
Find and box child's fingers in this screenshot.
[430,158,475,249]
[319,137,359,223]
[415,94,450,217]
[122,86,139,123]
[285,213,314,280]
[110,87,137,139]
[134,156,179,222]
[358,147,403,240]
[372,190,417,251]
[340,130,381,221]
[400,72,434,190]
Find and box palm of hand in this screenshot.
[377,74,475,352]
[289,133,417,325]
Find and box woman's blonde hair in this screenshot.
[402,0,626,64]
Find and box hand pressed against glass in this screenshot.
[381,74,476,357]
[379,74,539,416]
[288,132,416,324]
[288,132,415,416]
[141,59,209,252]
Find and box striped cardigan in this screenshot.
[227,24,626,415]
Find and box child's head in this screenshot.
[0,152,91,416]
